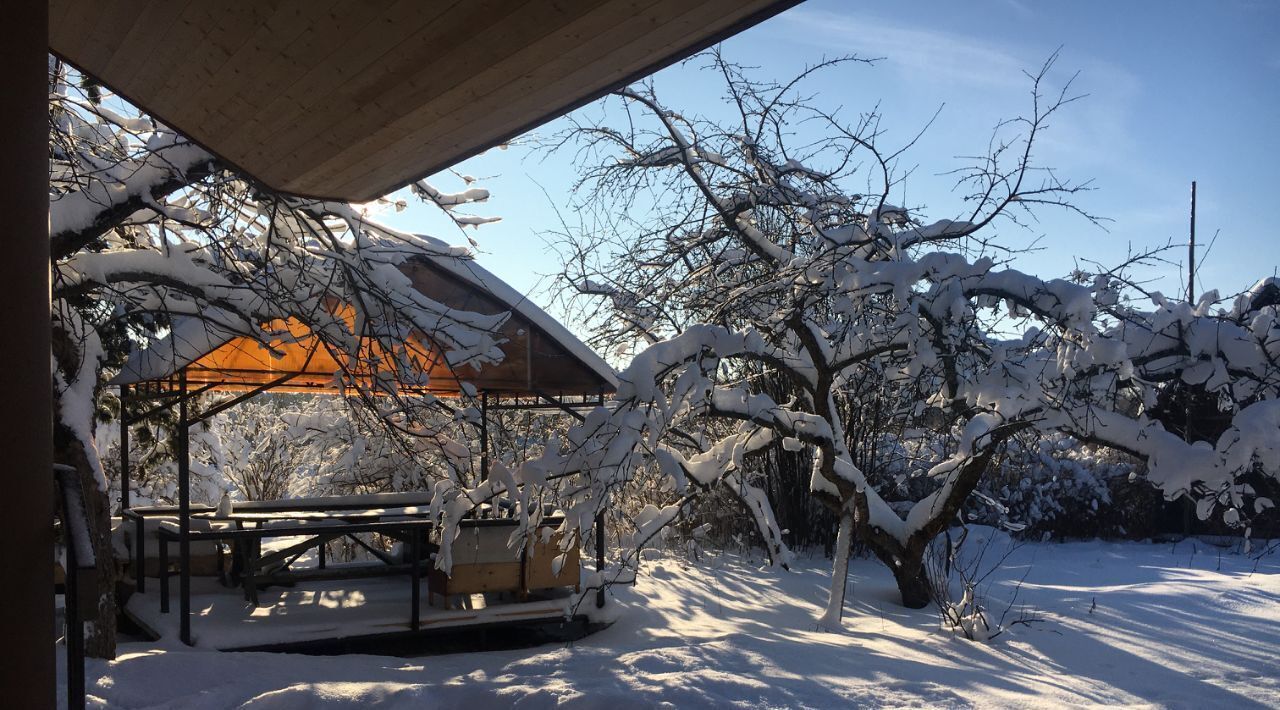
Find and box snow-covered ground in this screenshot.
[64,534,1279,708]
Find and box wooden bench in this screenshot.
[121,507,229,588]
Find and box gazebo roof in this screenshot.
[111,244,617,397]
[49,0,799,202]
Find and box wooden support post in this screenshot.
[0,2,54,706]
[178,373,192,644]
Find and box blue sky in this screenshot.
[379,0,1280,318]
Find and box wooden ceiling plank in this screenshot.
[119,2,221,103]
[311,0,779,197]
[274,0,613,170]
[181,0,350,142]
[314,0,692,191]
[316,0,751,195]
[162,0,301,122]
[48,0,100,60]
[100,0,191,81]
[264,0,651,186]
[234,0,535,169]
[94,0,193,92]
[69,0,150,73]
[152,2,282,125]
[217,0,476,160]
[49,0,78,41]
[49,0,109,73]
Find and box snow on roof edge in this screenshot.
[406,240,618,390]
[109,245,619,391]
[109,310,241,385]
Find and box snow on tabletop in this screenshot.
[73,535,1279,708]
[228,491,435,509]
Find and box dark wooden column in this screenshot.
[0,3,54,706]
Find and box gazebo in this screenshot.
[112,245,617,648]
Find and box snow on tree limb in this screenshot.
[50,133,217,260]
[545,50,1279,613]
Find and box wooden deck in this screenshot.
[124,574,602,656]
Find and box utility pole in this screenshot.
[1183,181,1196,538]
[1189,181,1197,304]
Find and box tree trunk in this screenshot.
[890,549,931,609]
[54,414,118,658]
[52,325,117,659]
[849,424,1029,610]
[818,504,855,629]
[863,531,933,609]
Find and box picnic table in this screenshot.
[192,505,437,600]
[126,496,434,615]
[123,492,440,592]
[130,493,578,638]
[156,518,438,628]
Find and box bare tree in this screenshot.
[539,51,1280,626]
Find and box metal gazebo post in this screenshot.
[596,512,606,609]
[178,373,192,645]
[480,390,490,482]
[597,390,607,608]
[119,384,130,512]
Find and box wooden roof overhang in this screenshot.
[112,254,619,400]
[48,0,800,203]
